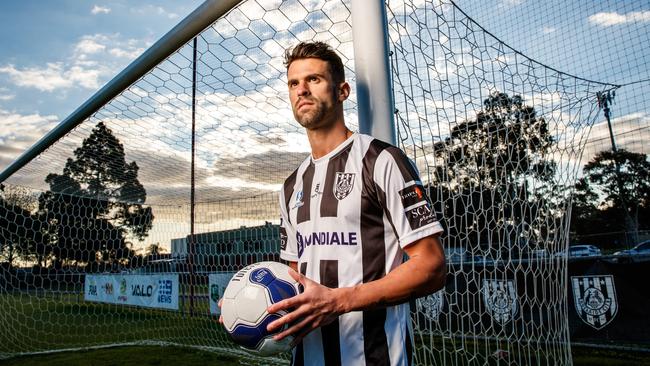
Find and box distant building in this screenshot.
[171,221,281,272]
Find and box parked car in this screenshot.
[614,240,650,263]
[568,245,601,258]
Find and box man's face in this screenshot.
[287,58,342,130]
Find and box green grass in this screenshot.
[1,344,648,366]
[0,346,241,366]
[2,291,649,365]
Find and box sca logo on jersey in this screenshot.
[405,203,436,230]
[334,172,355,200]
[296,231,358,257]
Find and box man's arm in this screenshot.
[267,233,445,344]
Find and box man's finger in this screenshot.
[288,267,304,284]
[267,293,302,314]
[273,315,312,341]
[267,301,308,331]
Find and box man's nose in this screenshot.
[296,82,310,96]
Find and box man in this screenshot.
[267,41,446,366]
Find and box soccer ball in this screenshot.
[221,261,299,356]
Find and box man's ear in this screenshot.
[338,82,350,102]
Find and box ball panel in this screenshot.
[249,268,298,304]
[230,312,282,351]
[236,285,269,323]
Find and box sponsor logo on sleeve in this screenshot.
[400,183,428,208]
[571,275,618,330]
[334,172,355,200]
[405,202,437,230]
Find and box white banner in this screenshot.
[209,272,235,315]
[84,274,179,310]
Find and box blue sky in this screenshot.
[0,0,648,178]
[0,1,202,172]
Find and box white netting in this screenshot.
[2,0,648,364]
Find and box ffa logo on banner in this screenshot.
[482,279,518,325]
[334,172,355,200]
[417,290,444,321]
[571,275,618,330]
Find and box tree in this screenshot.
[37,122,154,270]
[574,149,650,245]
[0,185,46,266]
[428,91,557,257]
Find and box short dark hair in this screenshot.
[284,41,345,84]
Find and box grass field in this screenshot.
[1,291,649,365]
[1,345,649,366]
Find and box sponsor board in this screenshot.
[209,272,235,315]
[482,279,518,324]
[84,274,179,310]
[571,275,618,330]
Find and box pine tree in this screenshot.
[38,122,153,271]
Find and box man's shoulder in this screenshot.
[282,155,311,188]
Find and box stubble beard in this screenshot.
[294,99,330,130]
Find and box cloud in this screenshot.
[0,34,150,92]
[0,109,60,177]
[0,88,14,101]
[588,11,650,27]
[0,63,102,92]
[542,26,556,34]
[75,38,106,54]
[91,5,111,15]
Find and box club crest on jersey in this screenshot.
[482,279,518,325]
[334,172,355,200]
[417,289,444,321]
[571,275,618,330]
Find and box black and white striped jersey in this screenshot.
[279,133,443,366]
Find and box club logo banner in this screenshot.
[417,289,444,321]
[571,275,618,330]
[483,279,518,324]
[209,272,235,315]
[84,274,179,310]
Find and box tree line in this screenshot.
[2,94,649,270]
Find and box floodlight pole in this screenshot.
[351,0,397,145]
[0,0,244,183]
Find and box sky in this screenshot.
[0,0,648,247]
[0,0,203,173]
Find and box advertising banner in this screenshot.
[209,272,235,315]
[84,274,179,310]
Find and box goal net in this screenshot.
[1,0,647,364]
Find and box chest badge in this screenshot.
[334,172,355,200]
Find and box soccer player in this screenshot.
[266,41,446,366]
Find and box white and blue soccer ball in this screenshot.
[221,261,299,356]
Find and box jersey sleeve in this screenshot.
[278,187,299,262]
[375,146,443,248]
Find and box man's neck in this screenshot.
[306,120,352,160]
